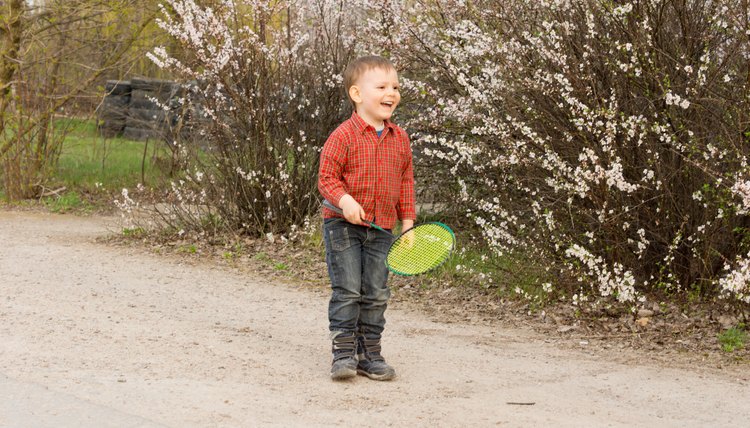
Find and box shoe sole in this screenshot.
[331,367,357,380]
[357,368,396,381]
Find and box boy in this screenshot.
[318,56,416,381]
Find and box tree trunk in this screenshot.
[0,0,25,200]
[0,0,24,132]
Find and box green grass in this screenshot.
[122,227,146,237]
[718,325,747,352]
[52,118,170,192]
[177,244,198,254]
[253,252,270,262]
[43,190,91,213]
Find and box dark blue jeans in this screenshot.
[323,218,392,340]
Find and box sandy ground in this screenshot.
[0,209,748,428]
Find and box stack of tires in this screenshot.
[98,80,131,137]
[123,77,177,142]
[97,77,202,143]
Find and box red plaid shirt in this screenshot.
[318,112,416,229]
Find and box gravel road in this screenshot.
[1,210,748,427]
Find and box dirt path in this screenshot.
[0,210,748,427]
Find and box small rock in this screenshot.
[718,315,738,329]
[636,317,650,327]
[557,325,577,333]
[638,309,654,318]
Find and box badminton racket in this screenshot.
[322,200,455,276]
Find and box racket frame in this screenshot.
[386,221,455,276]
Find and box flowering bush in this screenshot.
[363,0,750,306]
[142,0,363,235]
[127,0,750,307]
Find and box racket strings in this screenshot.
[387,223,455,276]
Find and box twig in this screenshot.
[38,186,66,198]
[141,139,148,185]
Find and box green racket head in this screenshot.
[386,222,456,276]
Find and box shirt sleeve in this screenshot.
[318,129,348,205]
[397,134,417,221]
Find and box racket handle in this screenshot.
[322,199,387,232]
[322,198,344,214]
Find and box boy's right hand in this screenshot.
[338,194,366,225]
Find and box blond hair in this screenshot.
[343,56,395,111]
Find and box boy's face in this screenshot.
[349,66,400,127]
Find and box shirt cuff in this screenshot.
[327,189,348,207]
[398,207,417,221]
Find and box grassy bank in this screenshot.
[28,118,171,212]
[55,119,169,191]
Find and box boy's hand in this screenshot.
[400,219,415,248]
[338,194,366,225]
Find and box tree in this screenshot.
[0,0,160,200]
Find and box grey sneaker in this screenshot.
[330,331,357,380]
[356,336,396,381]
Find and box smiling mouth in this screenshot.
[382,102,394,108]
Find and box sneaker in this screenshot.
[356,336,396,381]
[330,331,357,380]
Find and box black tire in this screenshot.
[99,113,128,124]
[99,110,128,123]
[130,77,174,93]
[105,80,132,96]
[127,107,168,124]
[100,118,127,129]
[103,94,130,107]
[131,88,174,107]
[129,97,156,110]
[97,95,129,117]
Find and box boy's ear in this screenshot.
[348,85,362,104]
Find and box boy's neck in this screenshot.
[356,111,384,130]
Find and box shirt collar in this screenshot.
[350,111,395,134]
